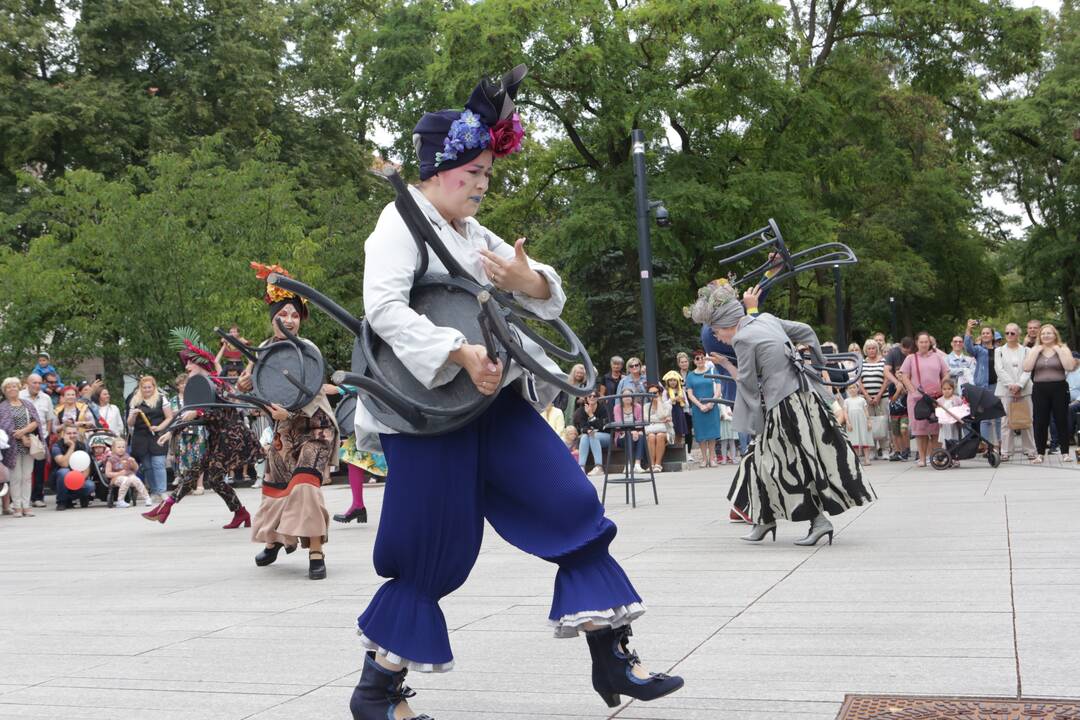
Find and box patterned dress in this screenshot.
[251,395,338,548]
[171,405,263,512]
[170,396,207,476]
[340,436,387,478]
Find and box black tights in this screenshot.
[1032,380,1070,456]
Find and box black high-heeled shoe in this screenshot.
[350,651,434,720]
[333,507,368,524]
[585,625,684,708]
[255,542,296,567]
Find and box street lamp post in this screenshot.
[833,263,846,349]
[889,296,898,341]
[631,129,660,386]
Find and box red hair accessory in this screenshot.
[181,339,216,370]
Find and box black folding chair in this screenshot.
[597,392,659,508]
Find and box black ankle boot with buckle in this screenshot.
[350,651,434,720]
[585,625,684,708]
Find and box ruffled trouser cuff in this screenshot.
[549,602,647,638]
[547,527,644,638]
[356,631,455,673]
[356,579,455,672]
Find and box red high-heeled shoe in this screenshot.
[223,506,251,529]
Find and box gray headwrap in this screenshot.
[684,281,745,329]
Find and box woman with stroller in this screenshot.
[897,332,951,467]
[691,280,875,546]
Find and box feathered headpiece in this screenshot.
[413,65,528,180]
[251,261,308,319]
[683,278,745,328]
[169,327,216,372]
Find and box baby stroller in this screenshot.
[929,384,1006,471]
[85,428,119,503]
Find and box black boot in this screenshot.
[350,651,434,720]
[585,625,684,708]
[333,507,368,524]
[308,550,327,580]
[255,542,296,567]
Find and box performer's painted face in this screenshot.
[273,305,302,339]
[432,150,493,220]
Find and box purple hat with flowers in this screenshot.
[413,65,528,180]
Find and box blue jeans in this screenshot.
[738,432,752,455]
[577,431,611,467]
[980,417,1001,446]
[616,433,648,464]
[54,468,95,506]
[140,454,168,496]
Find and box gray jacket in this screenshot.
[731,313,830,435]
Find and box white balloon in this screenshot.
[69,450,91,473]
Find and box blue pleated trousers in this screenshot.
[356,389,642,669]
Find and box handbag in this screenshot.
[1007,396,1032,430]
[27,433,46,460]
[911,354,941,422]
[871,415,889,440]
[888,394,907,417]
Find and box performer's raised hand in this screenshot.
[742,283,762,313]
[236,368,253,392]
[478,238,549,298]
[449,344,503,396]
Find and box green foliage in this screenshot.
[0,0,1074,386]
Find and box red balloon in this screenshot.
[64,471,86,491]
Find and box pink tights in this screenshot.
[345,464,366,512]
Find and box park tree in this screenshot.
[0,0,1069,383]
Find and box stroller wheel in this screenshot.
[987,449,1001,468]
[929,448,952,471]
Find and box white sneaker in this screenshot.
[114,500,130,508]
[588,466,605,477]
[143,496,154,507]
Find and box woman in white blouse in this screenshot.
[995,323,1036,460]
[92,387,125,439]
[348,67,682,720]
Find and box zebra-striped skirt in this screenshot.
[728,391,875,525]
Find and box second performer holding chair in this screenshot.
[690,280,876,546]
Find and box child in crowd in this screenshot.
[562,425,580,463]
[843,384,873,466]
[936,378,965,466]
[106,438,151,507]
[718,404,739,464]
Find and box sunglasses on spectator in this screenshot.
[1006,331,1018,335]
[628,364,640,369]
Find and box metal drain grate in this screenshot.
[837,695,1080,719]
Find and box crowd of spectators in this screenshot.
[541,316,1080,478]
[0,334,267,520]
[4,316,1079,518]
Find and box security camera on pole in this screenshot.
[631,129,669,386]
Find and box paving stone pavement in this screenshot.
[1,455,1078,719]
